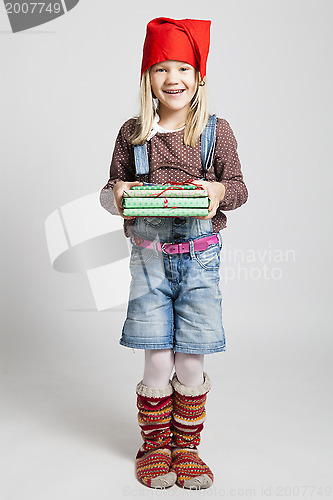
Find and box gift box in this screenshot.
[122,183,210,217]
[122,208,209,216]
[130,183,206,191]
[123,197,209,209]
[123,187,208,198]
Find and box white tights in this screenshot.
[142,349,204,388]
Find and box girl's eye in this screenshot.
[156,68,166,72]
[180,67,190,72]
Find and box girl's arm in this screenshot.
[214,118,248,211]
[100,119,140,217]
[113,180,143,219]
[191,180,226,220]
[193,118,248,220]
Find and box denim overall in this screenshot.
[119,115,226,354]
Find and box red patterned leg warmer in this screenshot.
[170,371,214,489]
[135,380,177,488]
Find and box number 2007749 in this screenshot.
[5,3,62,14]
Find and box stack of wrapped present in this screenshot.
[122,182,209,217]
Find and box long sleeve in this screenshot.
[100,118,137,215]
[212,118,248,211]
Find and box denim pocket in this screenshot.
[194,243,221,270]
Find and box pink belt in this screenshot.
[131,233,219,255]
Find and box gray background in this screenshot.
[1,0,332,499]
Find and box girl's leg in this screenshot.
[171,352,213,489]
[174,352,204,387]
[142,348,175,387]
[136,348,176,488]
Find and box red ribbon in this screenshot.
[163,198,178,210]
[130,179,204,211]
[154,179,204,198]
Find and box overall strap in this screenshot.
[201,114,217,178]
[133,114,217,177]
[133,143,150,175]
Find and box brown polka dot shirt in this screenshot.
[100,117,248,238]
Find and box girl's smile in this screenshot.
[163,89,185,94]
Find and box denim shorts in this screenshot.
[119,216,226,355]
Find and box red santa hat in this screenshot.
[140,17,211,83]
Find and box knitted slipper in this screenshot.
[135,380,177,488]
[136,449,176,488]
[170,448,214,489]
[170,372,214,489]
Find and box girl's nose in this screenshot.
[165,70,180,85]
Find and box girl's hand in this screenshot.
[191,180,226,220]
[113,180,143,219]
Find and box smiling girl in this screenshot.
[150,60,200,127]
[100,17,248,490]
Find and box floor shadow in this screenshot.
[2,365,140,460]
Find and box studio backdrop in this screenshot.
[1,1,332,499]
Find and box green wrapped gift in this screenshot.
[123,197,209,209]
[122,208,209,217]
[123,187,208,198]
[130,183,202,191]
[122,183,209,217]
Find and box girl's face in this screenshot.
[149,60,197,115]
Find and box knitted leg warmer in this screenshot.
[170,372,214,489]
[135,380,177,488]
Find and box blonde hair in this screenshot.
[130,69,210,147]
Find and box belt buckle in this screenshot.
[161,242,169,254]
[162,242,181,254]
